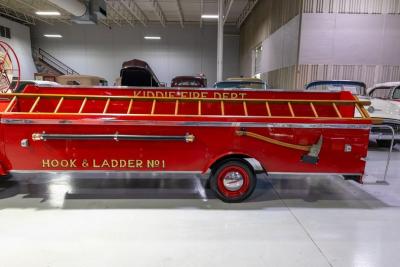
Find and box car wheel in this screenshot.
[210,159,257,203]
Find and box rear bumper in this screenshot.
[370,119,400,141]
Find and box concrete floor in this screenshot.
[0,143,399,267]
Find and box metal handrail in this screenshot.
[33,48,79,75]
[370,125,395,184]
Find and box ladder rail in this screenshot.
[1,93,371,120]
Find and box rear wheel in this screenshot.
[210,160,256,203]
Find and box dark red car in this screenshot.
[171,75,207,88]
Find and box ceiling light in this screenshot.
[36,11,61,16]
[144,36,161,40]
[201,14,219,19]
[44,34,63,38]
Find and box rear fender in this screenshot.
[204,152,265,174]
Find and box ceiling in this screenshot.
[0,0,258,27]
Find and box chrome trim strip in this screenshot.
[10,170,202,175]
[1,118,371,130]
[268,172,362,176]
[31,132,195,143]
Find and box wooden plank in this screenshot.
[151,99,156,115]
[103,98,111,114]
[198,100,202,115]
[174,100,179,115]
[29,96,41,113]
[332,103,342,118]
[310,103,318,117]
[288,102,295,117]
[127,99,133,114]
[4,96,17,113]
[54,97,64,113]
[243,101,248,116]
[220,101,225,116]
[78,97,87,114]
[265,101,271,117]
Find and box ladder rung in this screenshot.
[288,102,295,117]
[78,97,87,114]
[220,101,225,116]
[29,97,41,113]
[174,100,179,115]
[310,103,318,118]
[54,97,64,113]
[265,101,271,117]
[355,104,366,118]
[4,96,17,113]
[151,99,156,115]
[332,103,342,118]
[127,99,133,114]
[103,98,111,114]
[198,100,201,116]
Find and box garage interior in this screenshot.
[0,0,399,266]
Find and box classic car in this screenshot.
[306,80,398,147]
[367,82,400,147]
[56,75,108,86]
[305,80,367,96]
[171,75,207,88]
[9,80,60,93]
[120,59,160,87]
[214,77,270,90]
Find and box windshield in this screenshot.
[214,81,266,90]
[306,83,366,95]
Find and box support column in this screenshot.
[217,0,224,82]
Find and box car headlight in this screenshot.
[368,106,375,113]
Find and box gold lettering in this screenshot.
[42,159,51,168]
[181,92,188,98]
[93,159,100,168]
[214,92,222,99]
[60,160,69,168]
[101,160,110,168]
[120,160,126,168]
[147,160,155,168]
[128,160,135,168]
[51,160,59,168]
[223,93,230,99]
[201,92,208,99]
[136,160,143,168]
[192,92,200,99]
[69,159,77,168]
[239,93,247,99]
[111,159,119,168]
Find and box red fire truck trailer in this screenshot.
[0,85,372,202]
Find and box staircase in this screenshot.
[32,48,79,76]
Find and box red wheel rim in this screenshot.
[217,166,250,198]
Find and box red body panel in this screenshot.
[0,85,371,176]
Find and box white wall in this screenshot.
[299,13,400,65]
[260,15,300,73]
[0,17,36,80]
[31,23,239,86]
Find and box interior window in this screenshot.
[370,87,392,99]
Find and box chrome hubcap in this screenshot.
[223,171,244,191]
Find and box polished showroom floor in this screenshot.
[0,143,399,267]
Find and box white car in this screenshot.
[367,82,400,147]
[10,80,60,93]
[305,80,399,147]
